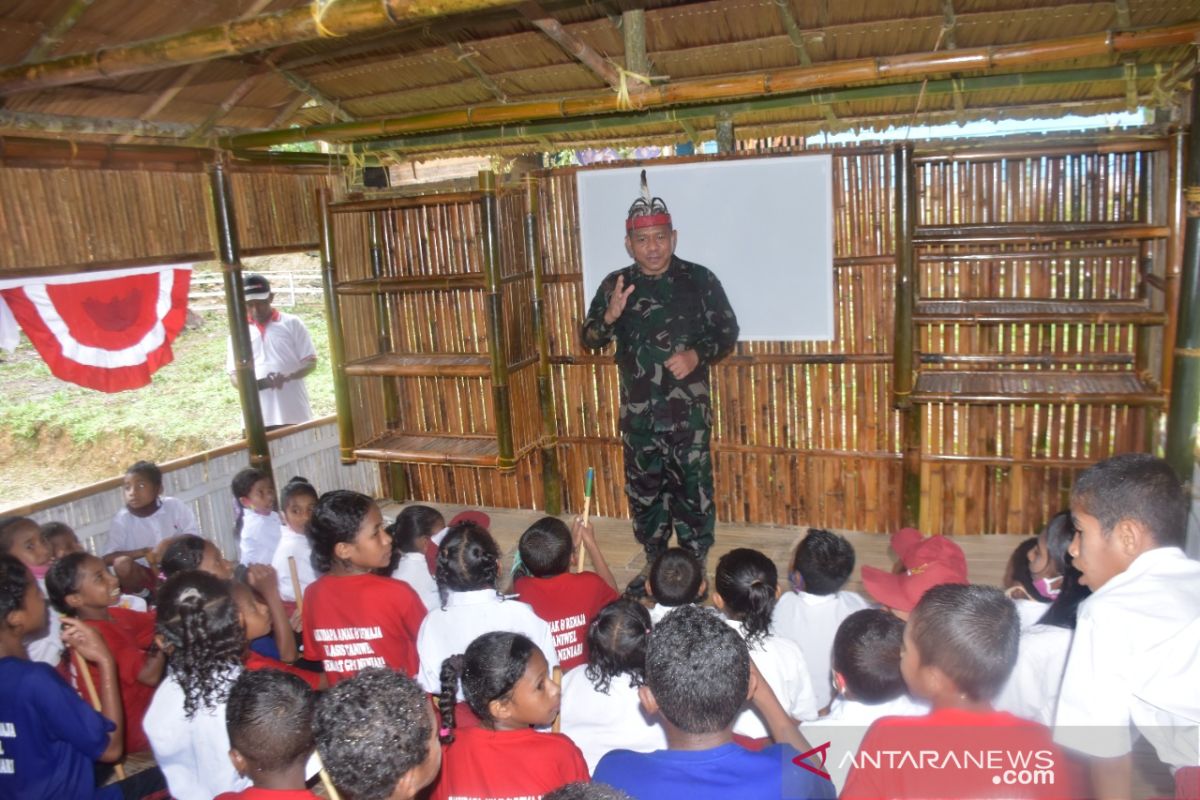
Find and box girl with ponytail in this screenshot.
[143,571,249,800]
[713,548,819,743]
[430,632,587,800]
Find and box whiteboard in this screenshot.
[576,156,835,341]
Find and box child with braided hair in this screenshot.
[432,631,588,800]
[143,571,250,800]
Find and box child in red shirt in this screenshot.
[302,491,426,684]
[215,670,320,800]
[514,516,619,672]
[842,584,1077,799]
[45,551,166,754]
[433,631,589,800]
[232,582,323,690]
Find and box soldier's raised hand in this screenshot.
[603,275,636,325]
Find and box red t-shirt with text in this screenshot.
[302,573,425,684]
[430,726,589,800]
[515,572,619,672]
[73,607,157,754]
[244,650,322,691]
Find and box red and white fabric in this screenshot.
[0,265,191,392]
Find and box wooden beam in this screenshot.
[774,0,813,66]
[622,9,652,75]
[0,109,239,140]
[940,0,957,50]
[268,92,312,128]
[449,42,508,102]
[0,0,525,97]
[188,62,274,141]
[1114,0,1132,28]
[20,0,98,63]
[517,1,621,89]
[270,65,355,122]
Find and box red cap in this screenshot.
[626,212,672,232]
[449,510,490,531]
[861,531,968,612]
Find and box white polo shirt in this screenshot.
[560,667,668,774]
[226,310,316,427]
[105,496,200,556]
[392,552,440,612]
[1131,615,1200,769]
[995,623,1073,726]
[723,617,820,739]
[802,693,929,792]
[272,527,317,603]
[1054,547,1200,760]
[772,589,871,710]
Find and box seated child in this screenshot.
[0,553,166,800]
[860,528,968,619]
[271,476,319,608]
[1030,511,1090,630]
[388,504,443,612]
[842,584,1072,799]
[104,460,200,595]
[1003,537,1055,628]
[560,598,668,772]
[215,669,318,800]
[302,490,426,684]
[0,516,61,665]
[144,571,250,800]
[800,609,927,792]
[160,534,234,581]
[433,632,588,799]
[424,509,490,576]
[593,604,836,800]
[232,468,282,567]
[44,522,146,612]
[416,522,557,699]
[1053,454,1200,797]
[713,548,818,742]
[314,668,443,800]
[645,548,706,625]
[231,582,322,690]
[46,552,165,753]
[514,515,619,671]
[772,528,870,710]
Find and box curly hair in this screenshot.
[585,599,651,694]
[314,668,435,800]
[714,548,778,644]
[438,632,536,743]
[45,552,91,616]
[308,490,375,574]
[0,554,33,624]
[434,522,500,608]
[160,534,208,579]
[156,571,244,718]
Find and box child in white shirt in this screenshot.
[772,529,869,711]
[0,516,62,665]
[271,477,318,605]
[388,504,443,612]
[104,460,200,595]
[560,599,668,773]
[645,547,706,626]
[232,467,282,566]
[801,609,927,793]
[714,548,818,741]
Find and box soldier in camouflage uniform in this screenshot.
[580,171,739,596]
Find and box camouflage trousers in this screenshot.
[622,426,715,562]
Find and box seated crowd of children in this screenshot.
[1,451,1198,799]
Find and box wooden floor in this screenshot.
[379,501,1033,593]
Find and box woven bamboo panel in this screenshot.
[509,364,542,454]
[400,448,545,509]
[229,171,330,253]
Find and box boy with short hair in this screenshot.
[513,516,619,671]
[860,528,968,619]
[314,668,442,800]
[104,460,200,596]
[593,604,836,800]
[215,669,319,799]
[645,547,706,625]
[800,609,926,792]
[842,584,1071,799]
[773,529,870,708]
[1053,453,1200,799]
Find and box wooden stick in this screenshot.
[73,650,127,780]
[575,467,594,573]
[551,666,563,733]
[314,752,342,800]
[288,556,304,615]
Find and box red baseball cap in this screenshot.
[449,510,491,531]
[861,530,968,612]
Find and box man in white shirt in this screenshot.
[226,273,317,430]
[1053,453,1200,799]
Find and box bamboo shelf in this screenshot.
[914,299,1167,325]
[343,353,492,378]
[336,274,485,294]
[910,370,1163,406]
[354,432,501,467]
[914,222,1169,244]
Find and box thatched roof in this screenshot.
[1,0,1197,158]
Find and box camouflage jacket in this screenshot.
[581,256,739,434]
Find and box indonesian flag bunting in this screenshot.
[0,265,192,393]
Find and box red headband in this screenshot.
[626,213,672,232]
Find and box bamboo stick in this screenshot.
[73,650,127,780]
[319,188,358,463]
[288,556,304,616]
[525,175,563,514]
[479,170,515,471]
[552,665,563,733]
[519,1,622,89]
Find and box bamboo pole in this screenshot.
[525,176,562,514]
[1162,131,1186,399]
[288,555,304,615]
[893,144,921,528]
[73,650,127,780]
[210,162,273,477]
[622,9,650,75]
[222,24,1200,149]
[1166,82,1200,479]
[20,0,97,63]
[0,0,526,97]
[0,109,241,140]
[368,210,409,501]
[479,170,516,471]
[318,188,358,464]
[519,1,622,89]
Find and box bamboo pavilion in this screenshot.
[3,0,1200,544]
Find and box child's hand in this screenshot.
[61,618,114,665]
[246,564,280,598]
[289,609,303,633]
[570,517,595,548]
